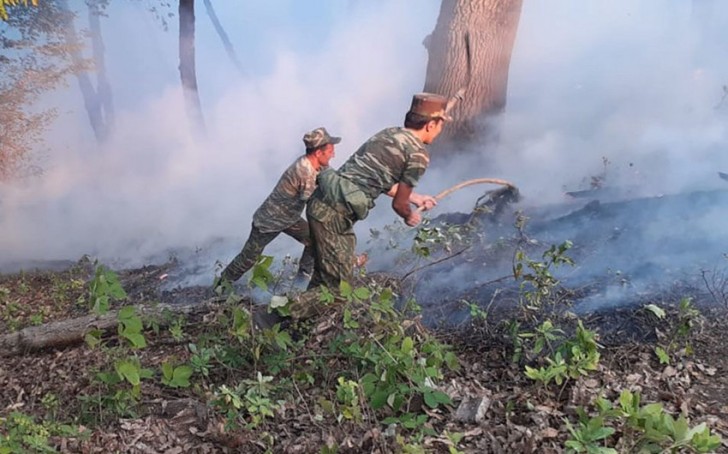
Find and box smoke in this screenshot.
[0,0,439,279]
[2,0,728,300]
[422,0,728,210]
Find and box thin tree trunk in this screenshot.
[88,4,114,139]
[203,0,244,76]
[424,0,523,146]
[59,0,107,143]
[179,0,206,137]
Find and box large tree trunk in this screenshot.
[179,0,206,137]
[424,0,523,146]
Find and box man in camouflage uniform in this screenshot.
[217,127,341,288]
[306,93,450,290]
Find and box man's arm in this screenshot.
[387,184,437,211]
[390,183,421,226]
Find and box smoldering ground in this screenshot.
[1,1,727,313]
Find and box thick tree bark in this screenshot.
[179,0,206,137]
[424,0,523,145]
[0,301,216,357]
[203,0,244,76]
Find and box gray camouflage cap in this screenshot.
[303,127,341,149]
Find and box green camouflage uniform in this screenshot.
[221,155,320,283]
[307,127,429,289]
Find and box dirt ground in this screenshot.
[1,259,728,453]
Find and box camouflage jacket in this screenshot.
[253,155,322,233]
[337,127,430,207]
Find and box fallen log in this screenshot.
[0,299,220,357]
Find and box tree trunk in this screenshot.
[179,0,206,137]
[203,0,244,76]
[423,0,523,146]
[58,0,114,144]
[58,0,108,143]
[0,301,217,357]
[88,4,115,139]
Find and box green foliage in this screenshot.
[168,316,186,341]
[335,377,362,422]
[212,373,281,428]
[0,411,81,454]
[519,319,564,356]
[564,390,722,453]
[412,223,467,258]
[161,361,193,388]
[188,343,214,378]
[330,282,456,425]
[564,413,617,454]
[513,241,574,309]
[250,255,275,291]
[648,298,700,365]
[462,299,488,321]
[525,352,568,386]
[654,346,670,365]
[83,356,154,420]
[524,321,601,388]
[88,264,127,315]
[117,306,146,349]
[444,431,466,454]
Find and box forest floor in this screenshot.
[1,257,728,453]
[2,188,728,453]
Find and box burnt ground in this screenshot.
[1,190,728,453]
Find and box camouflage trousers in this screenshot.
[306,196,356,290]
[221,219,314,283]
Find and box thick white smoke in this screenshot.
[1,0,727,290]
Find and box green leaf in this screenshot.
[339,280,353,298]
[170,365,193,388]
[423,390,437,408]
[645,304,666,319]
[401,336,414,354]
[118,306,135,320]
[84,329,102,348]
[121,317,143,334]
[654,346,669,364]
[370,389,389,409]
[162,362,174,380]
[123,333,147,348]
[431,390,451,405]
[353,286,371,300]
[590,426,615,441]
[115,360,141,386]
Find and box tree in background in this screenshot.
[203,0,244,76]
[58,0,114,144]
[424,0,523,147]
[179,0,206,137]
[0,0,82,179]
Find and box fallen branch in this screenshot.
[0,299,220,357]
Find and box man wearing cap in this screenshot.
[306,93,450,290]
[216,127,341,289]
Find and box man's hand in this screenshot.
[405,211,422,227]
[410,193,437,211]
